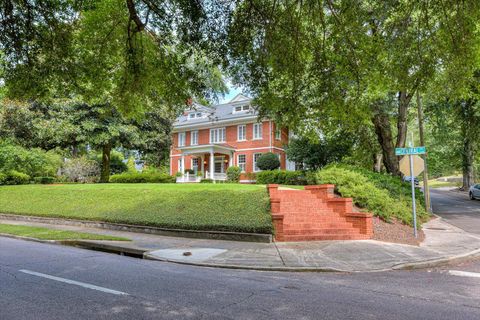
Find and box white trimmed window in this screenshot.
[253,153,262,172]
[188,112,203,120]
[190,130,198,145]
[275,128,281,140]
[237,154,246,172]
[233,105,250,113]
[253,123,263,140]
[178,132,186,147]
[237,125,246,141]
[210,127,226,143]
[192,158,199,173]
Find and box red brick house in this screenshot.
[170,94,295,182]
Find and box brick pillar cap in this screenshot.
[267,184,279,188]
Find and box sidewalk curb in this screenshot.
[392,248,480,270]
[143,253,349,273]
[0,213,272,243]
[0,233,147,257]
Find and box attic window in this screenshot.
[233,105,250,113]
[188,112,203,119]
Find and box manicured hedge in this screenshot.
[226,166,241,183]
[109,172,175,183]
[256,170,308,185]
[34,176,56,184]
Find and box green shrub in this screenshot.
[109,172,175,183]
[314,164,428,226]
[0,142,62,177]
[226,166,241,183]
[3,170,31,185]
[184,169,194,174]
[256,152,280,170]
[200,178,213,183]
[34,176,56,184]
[90,150,128,175]
[256,170,307,185]
[0,173,6,185]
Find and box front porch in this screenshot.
[176,144,235,183]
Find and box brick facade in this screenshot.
[268,184,373,241]
[171,120,289,181]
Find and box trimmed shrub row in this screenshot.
[256,170,309,185]
[0,170,31,185]
[109,172,175,183]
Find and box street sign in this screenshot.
[395,146,426,156]
[399,155,424,177]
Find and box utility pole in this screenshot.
[416,91,431,213]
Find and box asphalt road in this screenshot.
[1,237,480,320]
[431,188,480,235]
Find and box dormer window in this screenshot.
[188,112,203,120]
[233,105,250,113]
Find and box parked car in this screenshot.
[403,176,419,187]
[469,184,480,200]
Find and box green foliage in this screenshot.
[0,184,272,234]
[200,179,213,183]
[0,173,6,185]
[109,172,175,183]
[226,166,241,183]
[90,150,128,175]
[2,170,30,185]
[256,153,280,171]
[126,157,137,173]
[314,165,428,226]
[33,177,56,184]
[0,142,62,178]
[184,169,195,174]
[256,170,307,185]
[286,135,353,170]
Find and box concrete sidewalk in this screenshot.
[1,217,479,272]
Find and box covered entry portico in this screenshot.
[176,144,235,182]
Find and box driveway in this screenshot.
[431,188,480,235]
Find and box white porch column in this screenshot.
[201,155,205,178]
[181,155,185,174]
[229,152,233,167]
[209,149,215,180]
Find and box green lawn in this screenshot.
[0,184,272,234]
[0,223,129,241]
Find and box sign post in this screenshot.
[396,146,426,238]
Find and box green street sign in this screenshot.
[395,146,426,156]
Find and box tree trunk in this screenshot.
[373,152,383,172]
[396,91,412,148]
[371,105,400,176]
[71,143,79,158]
[462,136,475,190]
[100,143,112,183]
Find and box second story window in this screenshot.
[178,132,186,147]
[237,125,246,141]
[191,130,198,145]
[210,128,226,144]
[253,123,263,140]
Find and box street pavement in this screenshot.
[1,237,480,320]
[431,188,480,235]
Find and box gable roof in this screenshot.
[173,95,259,131]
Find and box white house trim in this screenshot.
[235,146,285,152]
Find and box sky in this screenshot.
[218,81,244,104]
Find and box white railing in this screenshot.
[176,172,227,182]
[176,172,202,183]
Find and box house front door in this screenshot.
[214,157,224,173]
